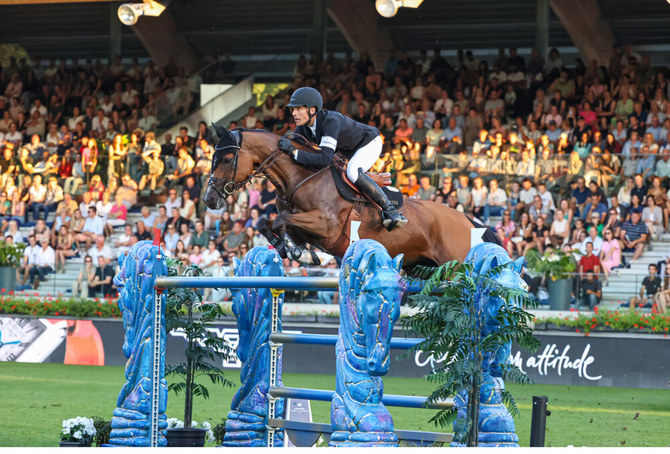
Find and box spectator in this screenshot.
[89,255,116,297]
[16,235,39,287]
[599,228,622,280]
[629,264,661,309]
[483,179,507,222]
[620,210,649,261]
[549,208,570,248]
[72,255,97,298]
[88,235,112,267]
[579,241,601,276]
[76,206,103,250]
[29,238,55,289]
[417,176,436,201]
[580,270,602,310]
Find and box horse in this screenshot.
[109,240,168,447]
[330,239,404,447]
[204,125,500,269]
[223,246,285,447]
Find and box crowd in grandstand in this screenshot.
[1,45,670,309]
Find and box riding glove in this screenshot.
[278,137,298,159]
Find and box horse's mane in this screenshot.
[233,127,320,154]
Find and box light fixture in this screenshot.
[375,0,424,18]
[117,0,166,26]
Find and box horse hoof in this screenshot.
[288,247,302,261]
[309,250,321,266]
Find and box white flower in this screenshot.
[167,417,184,429]
[206,430,215,444]
[201,421,211,430]
[547,253,559,262]
[73,431,82,440]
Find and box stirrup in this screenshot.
[382,211,408,231]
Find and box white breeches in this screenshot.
[346,135,383,183]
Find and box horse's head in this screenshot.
[204,124,254,211]
[357,251,404,376]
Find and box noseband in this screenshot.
[208,129,285,199]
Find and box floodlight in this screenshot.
[375,0,424,18]
[118,0,166,26]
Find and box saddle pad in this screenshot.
[330,166,404,209]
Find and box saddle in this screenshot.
[331,154,404,209]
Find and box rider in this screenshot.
[278,87,408,230]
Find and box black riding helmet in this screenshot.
[287,87,323,112]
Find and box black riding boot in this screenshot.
[354,170,408,231]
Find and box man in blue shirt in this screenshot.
[622,131,641,158]
[635,145,656,179]
[645,115,663,142]
[571,177,591,218]
[545,120,561,143]
[581,193,608,223]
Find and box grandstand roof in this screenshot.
[3,0,669,61]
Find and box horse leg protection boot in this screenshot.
[354,170,408,231]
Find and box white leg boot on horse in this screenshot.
[354,169,408,231]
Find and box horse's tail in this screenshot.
[467,216,504,247]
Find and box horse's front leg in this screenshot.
[256,217,289,259]
[274,209,335,264]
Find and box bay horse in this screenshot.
[204,125,499,268]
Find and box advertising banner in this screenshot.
[1,315,668,389]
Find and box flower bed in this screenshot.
[0,292,121,319]
[535,306,670,336]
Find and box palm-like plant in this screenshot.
[165,259,234,428]
[404,260,540,447]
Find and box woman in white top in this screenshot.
[470,177,488,220]
[642,197,664,240]
[617,177,633,208]
[180,190,196,222]
[549,208,570,248]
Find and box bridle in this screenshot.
[207,129,285,200]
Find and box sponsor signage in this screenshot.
[1,315,668,389]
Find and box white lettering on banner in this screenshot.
[414,343,602,381]
[169,328,303,369]
[509,343,602,381]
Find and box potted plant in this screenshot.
[404,257,539,447]
[0,241,25,293]
[60,417,97,447]
[165,259,234,447]
[525,248,577,310]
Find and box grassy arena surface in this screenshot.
[0,362,668,447]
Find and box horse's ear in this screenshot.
[364,252,378,272]
[212,123,227,139]
[513,257,524,274]
[393,253,404,272]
